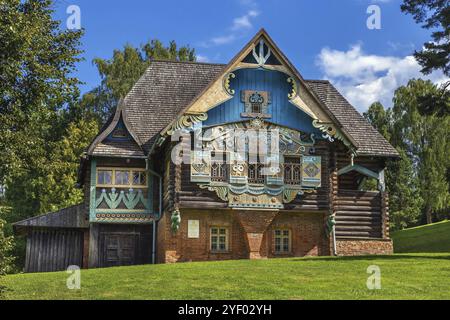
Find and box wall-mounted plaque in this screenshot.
[188,220,200,238]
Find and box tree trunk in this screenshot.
[425,205,433,224]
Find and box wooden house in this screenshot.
[14,30,398,272]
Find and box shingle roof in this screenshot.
[116,60,397,158]
[13,204,88,233]
[92,140,144,157]
[306,80,399,157]
[123,60,226,153]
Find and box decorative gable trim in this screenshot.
[158,29,358,152]
[87,98,145,157]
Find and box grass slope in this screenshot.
[1,254,450,300]
[392,220,450,253]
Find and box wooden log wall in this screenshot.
[25,229,84,273]
[335,190,383,239]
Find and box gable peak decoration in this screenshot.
[159,29,356,153]
[87,98,145,157]
[252,39,272,66]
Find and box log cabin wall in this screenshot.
[178,140,333,212]
[333,145,391,245]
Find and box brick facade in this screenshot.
[336,239,393,256]
[156,209,330,263]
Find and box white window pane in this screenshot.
[116,171,130,185]
[98,170,112,185]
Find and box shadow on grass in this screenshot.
[290,254,450,263]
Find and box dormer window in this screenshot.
[111,127,128,139]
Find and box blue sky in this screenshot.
[53,0,447,112]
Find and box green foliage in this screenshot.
[0,0,83,183]
[392,79,450,223]
[401,0,450,77]
[0,0,92,272]
[363,102,392,141]
[364,79,450,229]
[0,218,14,275]
[82,40,196,123]
[387,150,424,229]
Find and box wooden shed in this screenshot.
[13,204,89,273]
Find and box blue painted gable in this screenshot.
[204,68,321,134]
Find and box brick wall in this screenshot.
[264,212,330,258]
[336,239,393,256]
[157,209,330,262]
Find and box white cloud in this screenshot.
[211,35,236,45]
[316,44,448,112]
[196,55,210,63]
[231,10,260,31]
[201,0,261,48]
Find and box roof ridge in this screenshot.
[304,79,330,84]
[149,59,226,67]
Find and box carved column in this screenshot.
[327,148,338,255]
[381,192,390,239]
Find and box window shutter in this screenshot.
[266,154,283,185]
[191,150,211,183]
[301,156,322,188]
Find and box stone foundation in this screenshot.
[336,239,393,256]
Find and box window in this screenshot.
[97,170,113,185]
[249,92,264,113]
[284,157,301,185]
[97,168,147,188]
[211,162,228,182]
[111,127,128,139]
[210,227,229,252]
[274,229,291,254]
[132,171,147,186]
[115,170,129,185]
[248,163,265,184]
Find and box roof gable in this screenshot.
[159,29,360,153]
[85,30,398,159]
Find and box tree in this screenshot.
[363,102,393,141]
[401,0,450,117]
[0,218,14,276]
[364,102,424,230]
[386,150,424,229]
[391,79,450,224]
[83,40,196,123]
[401,0,450,77]
[0,0,83,217]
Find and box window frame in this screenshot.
[273,228,292,254]
[210,226,230,253]
[96,167,148,189]
[283,156,302,185]
[210,151,229,183]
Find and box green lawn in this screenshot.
[392,220,450,253]
[1,254,449,300]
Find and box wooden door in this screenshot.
[103,233,138,267]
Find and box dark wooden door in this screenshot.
[104,233,138,267]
